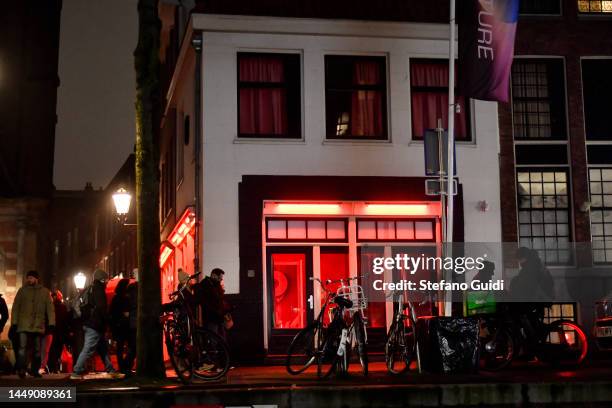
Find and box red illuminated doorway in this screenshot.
[266,247,313,354]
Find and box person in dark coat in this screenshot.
[71,270,123,379]
[110,279,131,374]
[46,290,69,373]
[0,294,8,335]
[124,280,138,373]
[196,268,226,338]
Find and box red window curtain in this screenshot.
[351,61,384,137]
[410,62,468,140]
[239,56,288,136]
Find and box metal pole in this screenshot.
[444,0,456,317]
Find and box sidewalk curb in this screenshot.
[72,381,612,407]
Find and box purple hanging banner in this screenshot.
[459,0,519,103]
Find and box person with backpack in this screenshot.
[70,269,124,380]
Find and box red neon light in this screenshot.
[159,243,174,267]
[276,203,341,215]
[365,204,430,215]
[169,209,196,247]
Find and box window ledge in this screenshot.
[233,138,306,145]
[577,13,612,20]
[409,140,477,147]
[322,139,392,146]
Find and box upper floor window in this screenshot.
[520,0,561,14]
[238,53,301,139]
[325,55,388,140]
[582,59,612,141]
[511,59,567,140]
[578,0,612,13]
[410,59,470,141]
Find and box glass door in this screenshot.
[266,247,313,354]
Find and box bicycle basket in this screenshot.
[336,284,367,313]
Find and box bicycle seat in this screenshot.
[334,296,353,309]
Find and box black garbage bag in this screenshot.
[417,316,479,374]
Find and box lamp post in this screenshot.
[112,187,135,225]
[73,271,87,291]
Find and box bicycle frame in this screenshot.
[393,292,422,373]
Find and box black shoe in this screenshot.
[29,371,42,378]
[17,370,26,379]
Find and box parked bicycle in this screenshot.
[479,304,588,370]
[286,276,368,379]
[385,290,432,375]
[160,271,230,383]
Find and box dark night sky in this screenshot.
[54,0,138,190]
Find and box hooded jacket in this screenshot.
[84,280,109,332]
[11,284,55,334]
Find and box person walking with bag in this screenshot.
[70,270,124,380]
[10,270,55,378]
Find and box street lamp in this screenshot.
[112,187,135,225]
[74,271,87,291]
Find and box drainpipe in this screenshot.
[191,32,202,277]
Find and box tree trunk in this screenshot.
[134,0,164,378]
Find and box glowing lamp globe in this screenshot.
[112,188,132,216]
[74,272,87,290]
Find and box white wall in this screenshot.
[197,16,502,294]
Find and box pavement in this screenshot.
[1,360,612,407]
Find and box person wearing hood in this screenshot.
[70,270,124,380]
[10,270,55,378]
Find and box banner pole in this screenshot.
[444,0,456,317]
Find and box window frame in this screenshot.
[356,218,437,243]
[516,168,573,265]
[511,58,568,141]
[265,218,349,243]
[588,167,612,264]
[237,52,302,139]
[578,0,612,14]
[409,58,472,142]
[324,55,389,141]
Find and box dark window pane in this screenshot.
[582,60,612,141]
[511,59,566,140]
[520,0,561,14]
[515,145,568,165]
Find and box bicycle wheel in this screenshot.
[286,323,319,375]
[192,328,230,381]
[479,322,514,371]
[537,320,588,367]
[164,320,193,384]
[317,320,342,379]
[385,321,414,375]
[353,313,368,377]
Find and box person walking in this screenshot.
[110,279,131,374]
[70,270,124,380]
[196,268,227,338]
[46,290,69,373]
[10,270,55,378]
[124,280,138,374]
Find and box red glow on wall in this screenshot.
[276,203,341,215]
[169,209,196,247]
[365,204,430,215]
[159,242,174,267]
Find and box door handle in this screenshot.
[308,295,314,310]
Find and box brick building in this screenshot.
[0,0,62,337]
